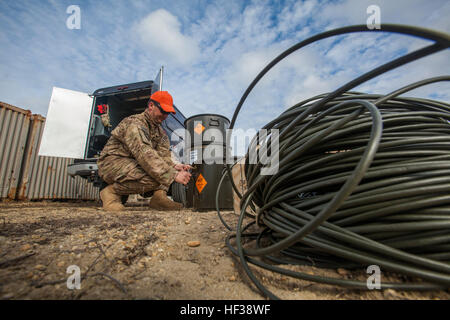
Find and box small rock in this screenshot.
[20,244,32,251]
[35,264,46,271]
[57,261,65,268]
[229,275,236,281]
[187,241,201,247]
[337,268,349,276]
[144,246,152,256]
[71,246,79,251]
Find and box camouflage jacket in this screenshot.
[97,109,177,186]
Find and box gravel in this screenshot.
[0,201,448,300]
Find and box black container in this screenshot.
[185,145,233,210]
[184,114,230,149]
[183,114,233,211]
[185,145,232,166]
[191,163,233,211]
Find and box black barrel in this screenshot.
[184,114,233,211]
[185,145,234,210]
[184,114,230,148]
[192,164,233,211]
[185,145,232,166]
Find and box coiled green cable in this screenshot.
[217,24,450,299]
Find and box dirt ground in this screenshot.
[0,200,448,300]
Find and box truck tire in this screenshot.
[171,182,186,205]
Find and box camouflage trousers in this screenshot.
[98,155,171,195]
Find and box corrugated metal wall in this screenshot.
[0,102,32,199]
[0,102,99,201]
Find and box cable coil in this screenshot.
[217,24,450,299]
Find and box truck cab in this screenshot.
[39,68,187,200]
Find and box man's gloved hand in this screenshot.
[174,164,194,172]
[175,170,191,185]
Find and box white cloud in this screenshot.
[277,0,318,34]
[135,9,200,66]
[0,0,449,146]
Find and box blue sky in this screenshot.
[0,0,449,134]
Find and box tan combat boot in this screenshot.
[100,184,125,211]
[149,190,182,211]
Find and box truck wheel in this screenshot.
[171,182,186,205]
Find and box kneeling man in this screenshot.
[98,91,191,211]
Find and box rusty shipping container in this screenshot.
[0,102,99,201]
[0,102,32,199]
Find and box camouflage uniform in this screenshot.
[97,109,177,195]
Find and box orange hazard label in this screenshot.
[194,123,205,135]
[196,174,207,193]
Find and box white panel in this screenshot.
[38,87,93,159]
